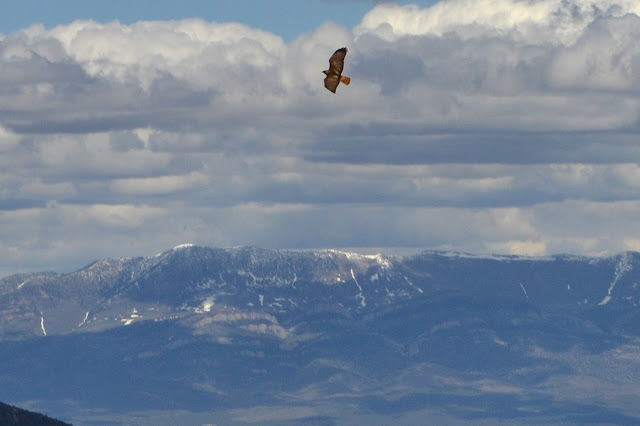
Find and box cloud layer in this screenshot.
[2,0,640,274]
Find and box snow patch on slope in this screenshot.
[78,311,90,327]
[404,276,424,294]
[326,249,392,269]
[351,268,366,308]
[121,308,140,326]
[40,314,47,336]
[519,282,529,299]
[173,243,195,250]
[194,297,215,313]
[599,253,633,306]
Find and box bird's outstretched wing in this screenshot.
[328,47,347,75]
[323,47,348,93]
[324,74,341,93]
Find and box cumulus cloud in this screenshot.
[1,0,640,274]
[355,0,640,44]
[0,126,20,152]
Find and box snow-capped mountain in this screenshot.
[0,246,416,339]
[2,246,640,424]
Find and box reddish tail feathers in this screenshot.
[340,75,351,85]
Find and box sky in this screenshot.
[2,0,640,276]
[0,0,433,42]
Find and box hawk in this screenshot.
[323,47,351,93]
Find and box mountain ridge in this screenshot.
[2,245,640,424]
[1,245,639,340]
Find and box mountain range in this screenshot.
[2,245,640,424]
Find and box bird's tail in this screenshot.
[340,75,351,85]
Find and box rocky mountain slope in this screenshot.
[1,246,640,424]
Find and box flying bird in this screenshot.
[323,47,351,93]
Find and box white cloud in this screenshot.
[1,1,640,274]
[547,14,640,90]
[46,19,287,90]
[110,172,209,195]
[487,240,548,257]
[0,126,20,152]
[355,0,640,45]
[21,180,77,199]
[65,203,167,229]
